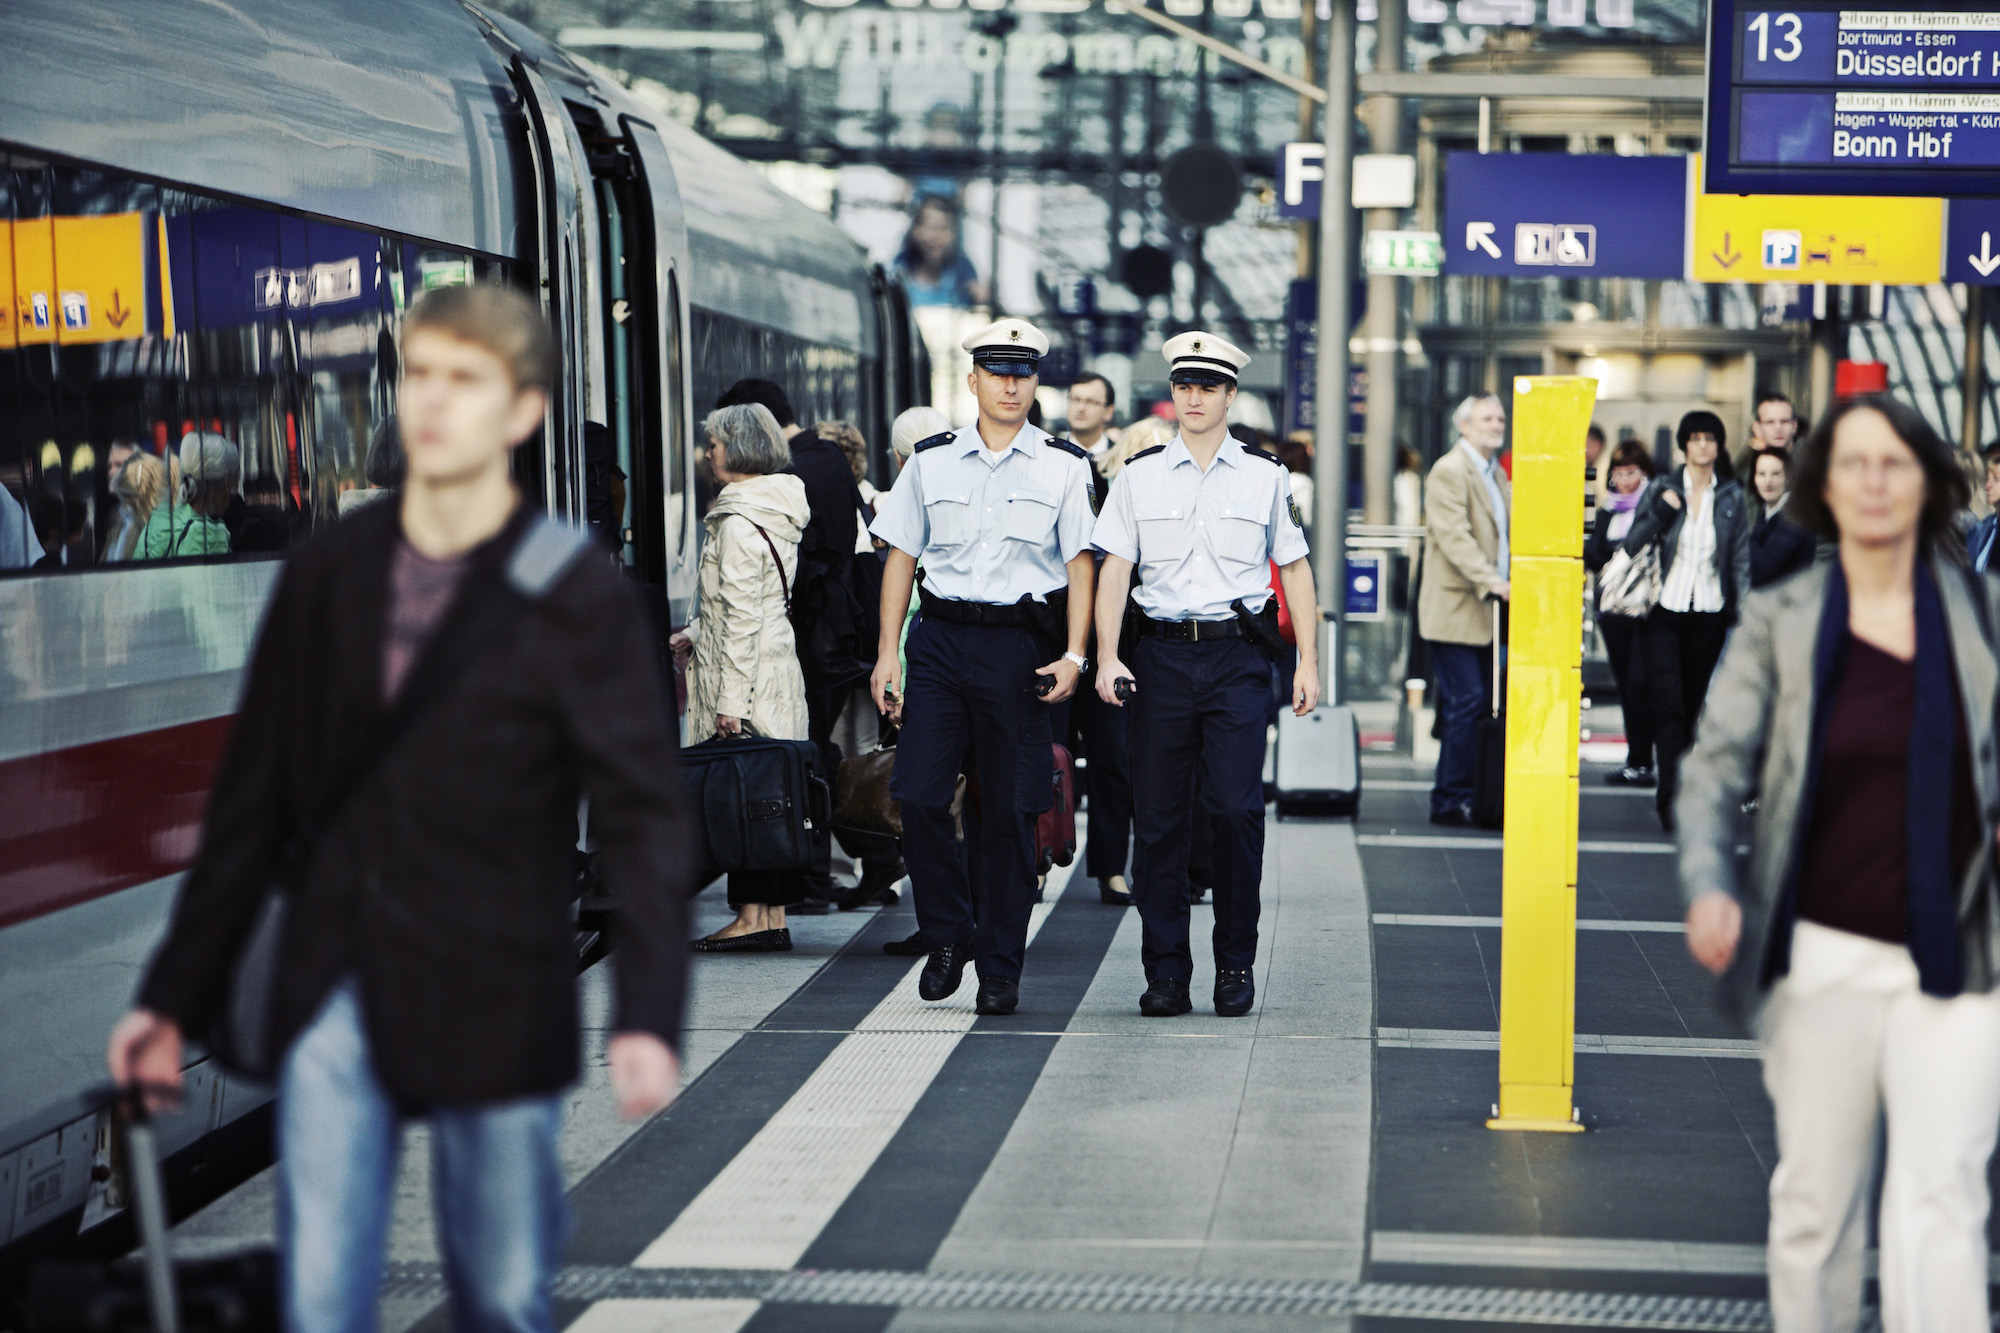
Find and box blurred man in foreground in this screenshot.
[108,285,688,1332]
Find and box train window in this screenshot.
[0,158,509,576]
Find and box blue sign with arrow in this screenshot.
[1947,199,2000,286]
[1443,152,1689,280]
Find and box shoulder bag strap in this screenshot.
[739,516,792,616]
[293,515,593,854]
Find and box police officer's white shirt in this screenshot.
[869,421,1096,604]
[1091,434,1310,621]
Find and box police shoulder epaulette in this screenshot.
[914,431,956,453]
[1244,447,1285,465]
[1128,444,1167,462]
[1044,436,1089,461]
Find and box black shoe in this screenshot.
[692,928,790,953]
[975,978,1019,1015]
[1188,883,1208,905]
[1139,977,1194,1017]
[1099,875,1133,907]
[919,939,972,1001]
[1605,766,1657,788]
[883,930,928,957]
[1214,968,1255,1017]
[790,897,834,916]
[840,862,907,910]
[838,881,901,911]
[1657,803,1676,834]
[1429,803,1477,827]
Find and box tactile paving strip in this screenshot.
[379,1262,1777,1328]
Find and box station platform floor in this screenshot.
[163,752,1932,1331]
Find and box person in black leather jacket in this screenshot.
[1622,411,1752,830]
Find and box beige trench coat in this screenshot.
[685,472,812,744]
[1417,441,1511,647]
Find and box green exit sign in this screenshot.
[1365,230,1443,276]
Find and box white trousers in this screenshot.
[1762,920,2000,1333]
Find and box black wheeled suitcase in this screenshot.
[681,732,832,875]
[24,1093,277,1332]
[1471,601,1506,829]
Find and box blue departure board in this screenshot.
[1707,3,2000,195]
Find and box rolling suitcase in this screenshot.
[1471,602,1506,829]
[681,732,832,875]
[1273,704,1362,817]
[1036,743,1077,873]
[24,1093,277,1332]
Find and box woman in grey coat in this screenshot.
[1680,396,2000,1332]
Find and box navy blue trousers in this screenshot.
[892,616,1054,983]
[1429,640,1492,818]
[1128,636,1271,983]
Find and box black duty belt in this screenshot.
[1137,614,1246,642]
[919,588,1051,628]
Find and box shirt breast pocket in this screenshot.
[925,492,973,546]
[1003,488,1058,542]
[1213,507,1270,564]
[1134,503,1193,560]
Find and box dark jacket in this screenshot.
[1622,469,1752,619]
[1749,498,1817,589]
[786,429,859,583]
[138,500,690,1105]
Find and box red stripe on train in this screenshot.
[0,718,231,929]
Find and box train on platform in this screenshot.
[0,0,928,1267]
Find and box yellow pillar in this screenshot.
[1487,375,1595,1134]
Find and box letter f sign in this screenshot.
[1282,143,1325,209]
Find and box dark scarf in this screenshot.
[1795,561,1964,997]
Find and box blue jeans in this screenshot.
[277,982,566,1333]
[1429,640,1493,817]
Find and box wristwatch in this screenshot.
[1062,651,1089,670]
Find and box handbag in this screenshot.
[1597,542,1663,619]
[209,517,592,1079]
[835,745,901,838]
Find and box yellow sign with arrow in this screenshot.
[1689,161,1941,286]
[3,212,149,349]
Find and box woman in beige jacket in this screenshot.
[671,403,813,952]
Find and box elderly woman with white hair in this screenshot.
[137,432,237,559]
[671,403,815,952]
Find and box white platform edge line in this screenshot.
[1355,835,1675,854]
[1374,1027,1758,1059]
[1369,1230,2000,1280]
[1371,913,1684,933]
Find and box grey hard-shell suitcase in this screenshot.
[1273,703,1362,817]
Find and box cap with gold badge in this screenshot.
[962,318,1049,377]
[1163,330,1250,387]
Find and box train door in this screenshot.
[615,119,698,629]
[509,57,594,519]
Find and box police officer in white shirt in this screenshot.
[869,318,1098,1016]
[1090,331,1320,1018]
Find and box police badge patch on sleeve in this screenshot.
[1287,495,1304,528]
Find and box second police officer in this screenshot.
[870,319,1098,1016]
[1091,332,1321,1018]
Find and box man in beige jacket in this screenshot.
[1418,394,1512,825]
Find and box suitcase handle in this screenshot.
[115,1089,183,1333]
[1490,600,1502,720]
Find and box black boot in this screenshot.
[1139,977,1193,1017]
